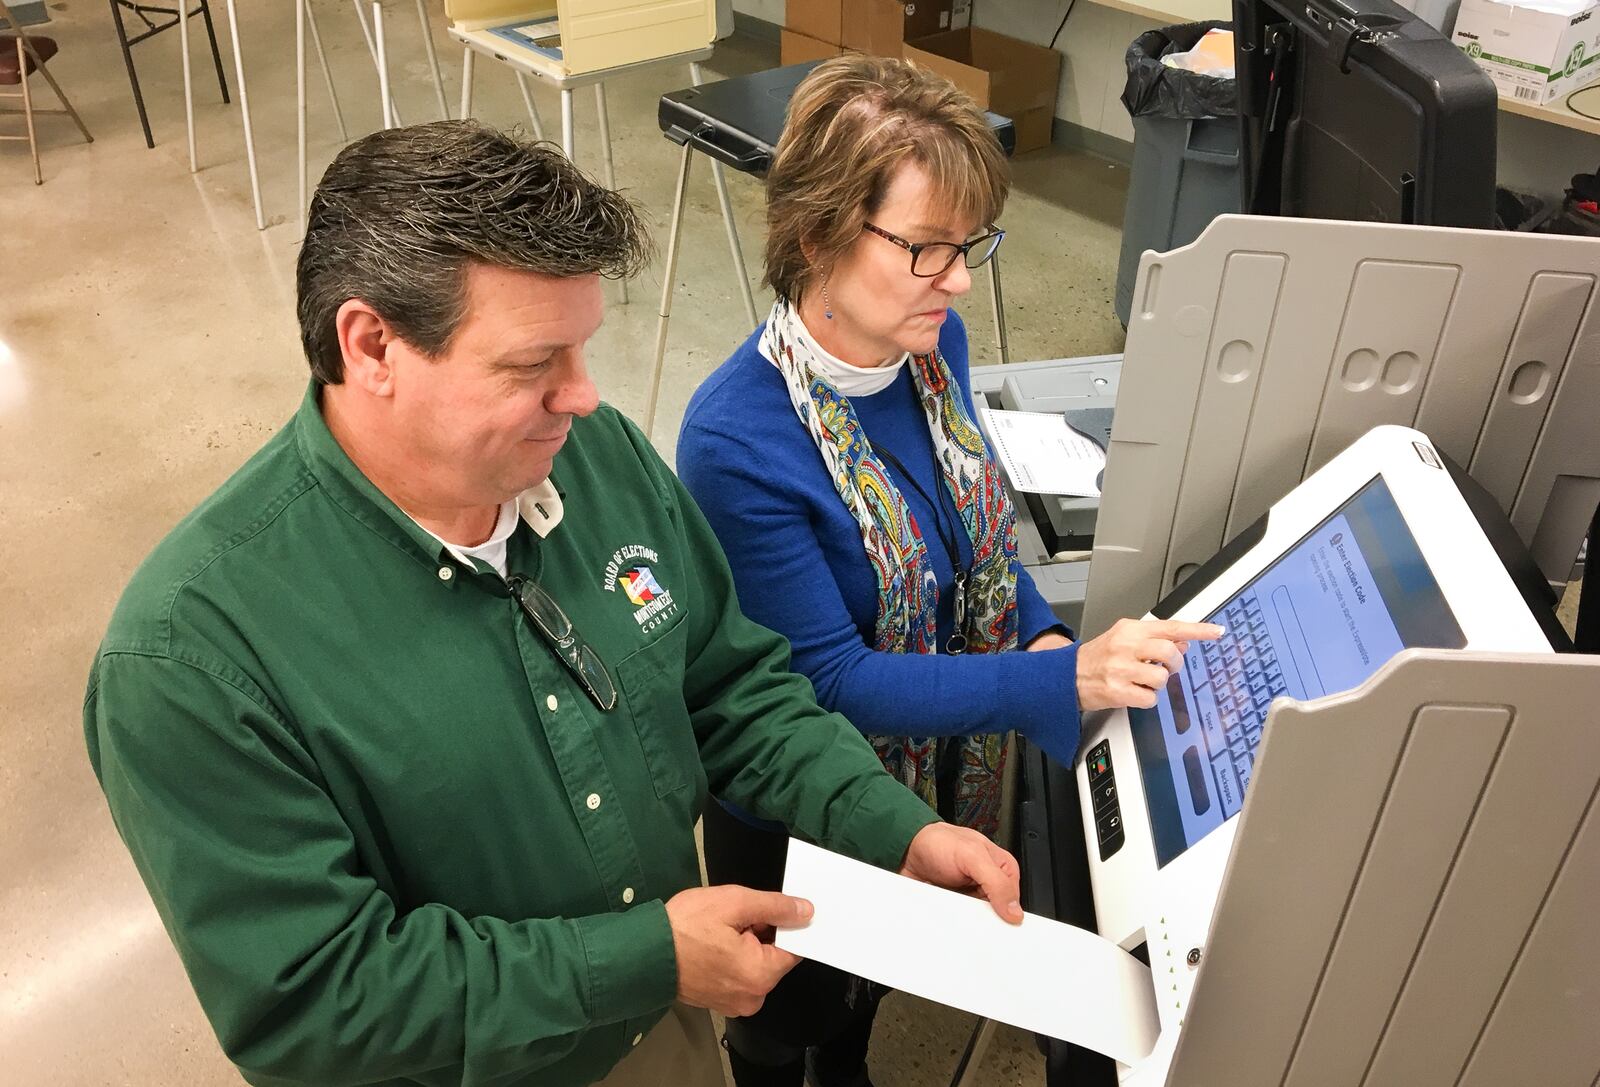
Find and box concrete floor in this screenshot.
[1,2,1132,1085]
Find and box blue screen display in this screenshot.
[1132,477,1466,868]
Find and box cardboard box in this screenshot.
[842,0,970,56]
[1452,0,1600,106]
[781,27,846,65]
[786,0,843,45]
[903,27,1062,152]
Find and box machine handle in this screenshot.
[1184,121,1241,167]
[686,122,771,173]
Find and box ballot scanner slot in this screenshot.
[977,371,1117,562]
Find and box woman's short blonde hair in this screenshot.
[763,54,1010,304]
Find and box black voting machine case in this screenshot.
[1234,0,1499,227]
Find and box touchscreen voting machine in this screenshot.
[445,0,714,76]
[1075,424,1563,1082]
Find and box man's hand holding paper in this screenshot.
[778,841,1162,1068]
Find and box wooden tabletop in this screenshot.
[1498,84,1600,138]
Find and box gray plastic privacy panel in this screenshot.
[1165,650,1600,1087]
[1084,215,1600,638]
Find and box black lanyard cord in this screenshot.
[874,442,971,655]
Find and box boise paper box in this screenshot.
[1452,0,1600,105]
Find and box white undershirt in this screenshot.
[759,311,910,396]
[410,480,564,578]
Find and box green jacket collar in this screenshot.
[292,383,459,571]
[291,383,571,578]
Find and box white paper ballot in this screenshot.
[776,840,1160,1067]
[977,408,1106,496]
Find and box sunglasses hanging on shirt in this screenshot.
[506,575,618,711]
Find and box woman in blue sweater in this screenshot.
[677,56,1219,1087]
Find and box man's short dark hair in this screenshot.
[296,121,650,385]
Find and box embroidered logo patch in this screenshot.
[619,566,664,606]
[603,544,659,590]
[618,565,676,630]
[604,544,678,631]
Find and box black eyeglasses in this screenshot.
[861,222,1006,278]
[507,575,617,711]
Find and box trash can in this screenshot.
[1543,164,1600,237]
[1115,21,1241,328]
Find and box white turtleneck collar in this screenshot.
[758,307,911,397]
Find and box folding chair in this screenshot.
[1,0,92,184]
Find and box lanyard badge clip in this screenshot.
[946,572,969,655]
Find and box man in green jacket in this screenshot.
[84,122,1023,1087]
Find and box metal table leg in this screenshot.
[595,81,628,305]
[514,73,545,140]
[223,0,264,229]
[458,44,474,118]
[689,59,757,330]
[353,0,401,127]
[297,0,307,232]
[109,1,154,148]
[560,86,574,159]
[16,36,39,183]
[414,0,448,119]
[949,1016,1000,1087]
[299,0,348,232]
[179,0,195,170]
[647,139,694,436]
[988,249,1011,365]
[373,1,393,131]
[197,0,229,105]
[307,0,346,140]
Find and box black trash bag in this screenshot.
[1494,186,1555,232]
[1540,165,1600,237]
[1121,20,1237,121]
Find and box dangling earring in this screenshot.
[821,277,834,320]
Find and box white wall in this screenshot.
[1497,112,1600,200]
[732,0,785,25]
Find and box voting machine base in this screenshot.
[1023,648,1600,1086]
[1009,214,1598,1085]
[1170,650,1600,1086]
